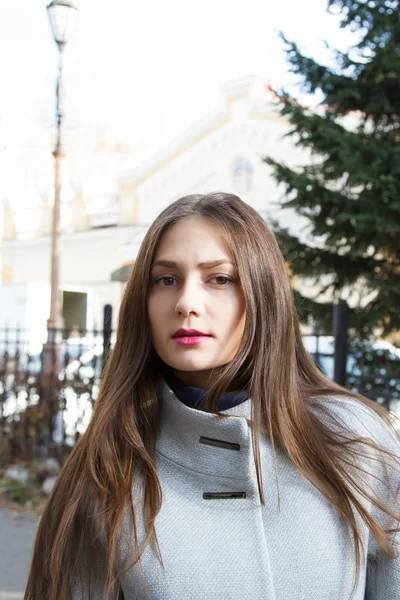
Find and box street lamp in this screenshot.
[46,0,78,340]
[41,1,78,451]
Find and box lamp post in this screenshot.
[41,1,78,451]
[46,0,78,341]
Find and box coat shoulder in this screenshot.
[308,393,400,451]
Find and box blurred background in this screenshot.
[0,0,399,596]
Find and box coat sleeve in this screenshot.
[70,531,124,600]
[364,413,400,600]
[365,541,400,600]
[71,553,122,600]
[71,566,124,599]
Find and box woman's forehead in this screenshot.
[154,216,234,261]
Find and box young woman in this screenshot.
[25,192,399,600]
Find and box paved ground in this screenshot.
[0,509,39,600]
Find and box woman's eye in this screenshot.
[156,276,176,287]
[152,275,234,287]
[212,276,233,286]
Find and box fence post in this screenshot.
[333,299,349,386]
[102,304,113,373]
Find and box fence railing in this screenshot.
[0,323,399,462]
[0,314,115,461]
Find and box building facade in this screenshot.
[0,77,308,331]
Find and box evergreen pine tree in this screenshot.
[265,0,400,339]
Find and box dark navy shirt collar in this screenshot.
[165,370,249,411]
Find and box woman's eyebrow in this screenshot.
[151,259,235,269]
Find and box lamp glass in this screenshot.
[47,1,78,45]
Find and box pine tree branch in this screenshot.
[278,9,400,121]
[269,0,400,337]
[265,157,400,255]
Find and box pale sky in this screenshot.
[0,0,359,159]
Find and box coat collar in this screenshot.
[156,380,256,482]
[164,369,250,411]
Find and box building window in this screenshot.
[232,158,254,195]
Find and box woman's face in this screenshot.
[148,216,246,389]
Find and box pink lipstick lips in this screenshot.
[172,329,212,346]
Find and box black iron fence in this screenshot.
[0,305,114,462]
[0,310,399,462]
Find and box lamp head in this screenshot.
[46,0,78,48]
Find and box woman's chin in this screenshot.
[169,362,213,374]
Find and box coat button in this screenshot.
[203,492,246,499]
[199,436,240,451]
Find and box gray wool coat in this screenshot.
[74,381,400,600]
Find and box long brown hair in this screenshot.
[25,192,399,600]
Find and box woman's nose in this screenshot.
[174,281,204,317]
